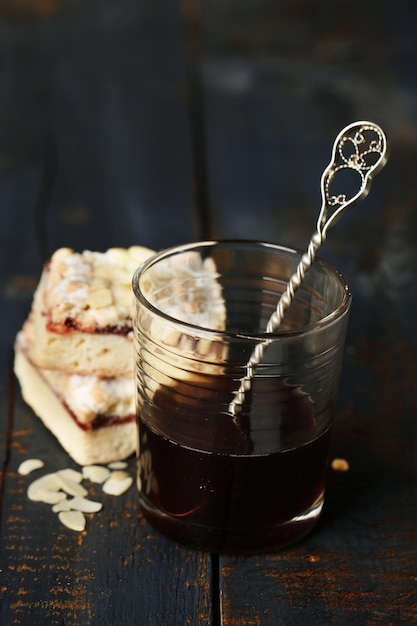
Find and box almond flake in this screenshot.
[27,473,62,501]
[107,461,128,470]
[17,458,45,476]
[52,500,71,513]
[56,474,88,497]
[57,468,83,483]
[58,510,86,532]
[86,287,113,308]
[38,489,67,505]
[331,458,350,472]
[67,496,102,513]
[109,470,129,481]
[82,465,111,484]
[102,474,133,496]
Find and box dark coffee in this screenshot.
[137,379,331,553]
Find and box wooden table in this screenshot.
[1,2,417,624]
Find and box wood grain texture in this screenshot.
[1,1,417,624]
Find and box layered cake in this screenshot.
[14,246,154,466]
[15,245,228,467]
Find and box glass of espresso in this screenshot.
[132,241,351,554]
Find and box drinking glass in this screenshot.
[132,240,351,553]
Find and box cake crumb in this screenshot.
[308,555,320,563]
[331,457,350,472]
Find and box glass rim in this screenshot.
[132,239,352,340]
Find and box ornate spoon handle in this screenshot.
[229,121,388,417]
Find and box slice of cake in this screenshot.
[14,339,137,466]
[25,246,153,377]
[14,245,154,465]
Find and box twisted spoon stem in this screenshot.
[229,229,325,416]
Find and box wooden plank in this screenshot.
[197,1,417,623]
[0,3,214,624]
[219,327,417,623]
[181,0,213,240]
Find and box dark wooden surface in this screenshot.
[1,1,417,624]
